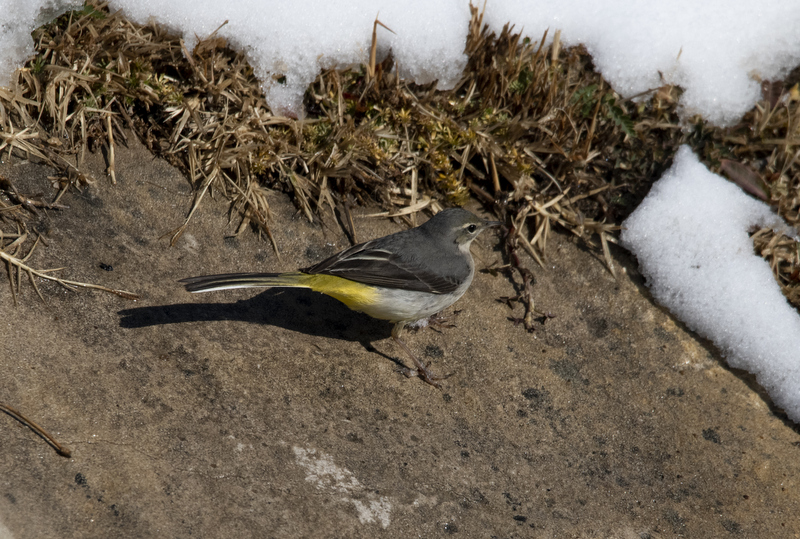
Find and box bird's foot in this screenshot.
[393,334,453,388]
[426,310,460,331]
[406,310,460,333]
[399,361,453,388]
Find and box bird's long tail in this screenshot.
[180,272,310,293]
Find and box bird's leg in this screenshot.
[391,322,451,388]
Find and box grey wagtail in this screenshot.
[179,208,501,387]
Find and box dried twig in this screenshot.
[367,16,395,80]
[1,402,72,458]
[1,231,139,301]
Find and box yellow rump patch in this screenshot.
[299,273,379,311]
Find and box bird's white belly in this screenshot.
[356,271,474,323]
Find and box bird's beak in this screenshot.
[483,219,503,228]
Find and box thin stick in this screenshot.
[0,403,71,458]
[343,197,357,244]
[550,29,561,63]
[0,248,139,299]
[367,16,395,80]
[106,113,116,184]
[409,167,418,226]
[490,153,501,194]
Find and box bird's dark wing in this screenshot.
[301,240,461,294]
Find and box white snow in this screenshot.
[482,0,800,126]
[0,0,80,86]
[621,146,800,421]
[110,0,470,117]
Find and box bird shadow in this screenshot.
[118,288,406,367]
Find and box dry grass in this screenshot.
[0,2,798,320]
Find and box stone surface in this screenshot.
[1,134,799,538]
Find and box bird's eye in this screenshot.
[467,224,478,233]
